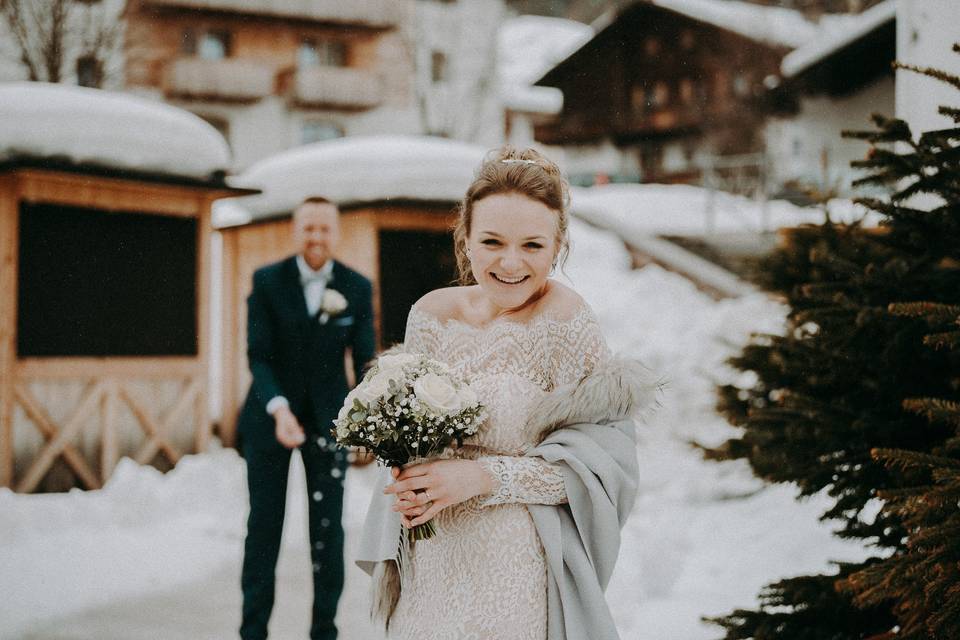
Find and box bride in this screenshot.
[357,147,656,640]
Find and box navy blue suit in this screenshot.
[238,256,375,640]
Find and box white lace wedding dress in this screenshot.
[388,302,610,640]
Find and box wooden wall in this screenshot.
[0,168,230,492]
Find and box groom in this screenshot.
[237,196,375,640]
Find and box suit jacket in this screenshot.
[238,256,376,448]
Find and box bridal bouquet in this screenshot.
[332,352,485,540]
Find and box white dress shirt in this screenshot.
[265,256,335,416]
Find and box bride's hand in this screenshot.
[385,460,495,528]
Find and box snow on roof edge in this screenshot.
[782,0,896,78]
[224,135,486,222]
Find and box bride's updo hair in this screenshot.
[453,145,570,285]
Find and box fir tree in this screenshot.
[706,48,960,639]
[838,303,960,640]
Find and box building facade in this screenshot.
[123,0,424,170]
[534,2,786,186]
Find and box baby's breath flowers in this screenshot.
[332,352,485,540]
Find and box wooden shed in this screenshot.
[0,82,253,492]
[215,135,484,445]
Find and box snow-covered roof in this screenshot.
[498,15,592,114]
[648,0,818,49]
[216,135,486,227]
[0,82,231,182]
[782,0,896,78]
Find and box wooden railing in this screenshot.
[292,66,384,110]
[166,58,277,102]
[9,358,207,493]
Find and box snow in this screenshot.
[1,213,875,639]
[216,135,486,226]
[782,0,896,78]
[649,0,820,49]
[0,82,231,181]
[570,182,875,237]
[497,15,592,113]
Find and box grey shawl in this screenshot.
[354,357,659,640]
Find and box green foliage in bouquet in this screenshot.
[706,48,960,639]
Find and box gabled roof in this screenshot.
[773,0,895,98]
[782,0,896,79]
[537,1,805,88]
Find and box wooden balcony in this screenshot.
[142,0,401,28]
[166,58,276,103]
[291,66,383,111]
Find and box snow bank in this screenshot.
[0,82,231,181]
[0,448,247,635]
[217,135,486,226]
[571,182,876,237]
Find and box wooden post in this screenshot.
[194,196,212,452]
[0,176,19,488]
[219,230,239,447]
[100,378,119,480]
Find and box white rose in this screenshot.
[413,373,460,415]
[377,352,419,373]
[456,384,478,410]
[321,289,348,314]
[355,371,392,404]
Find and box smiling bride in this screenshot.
[356,146,657,640]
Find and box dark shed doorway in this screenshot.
[378,229,457,347]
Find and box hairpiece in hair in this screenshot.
[500,159,538,166]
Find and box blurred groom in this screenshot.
[237,196,375,640]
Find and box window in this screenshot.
[299,38,346,68]
[431,50,447,83]
[644,37,661,56]
[17,203,198,357]
[679,78,694,104]
[180,29,197,55]
[199,30,231,60]
[76,55,101,88]
[302,121,343,145]
[733,72,751,97]
[652,81,669,108]
[680,29,695,50]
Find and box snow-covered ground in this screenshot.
[0,218,871,639]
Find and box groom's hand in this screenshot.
[274,406,306,448]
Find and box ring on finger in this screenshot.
[425,489,433,502]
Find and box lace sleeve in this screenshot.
[403,307,442,358]
[550,304,612,388]
[476,456,567,506]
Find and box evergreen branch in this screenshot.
[922,330,960,350]
[887,302,960,323]
[894,62,960,91]
[871,448,960,471]
[940,106,960,123]
[902,397,960,427]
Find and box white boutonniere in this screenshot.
[318,289,348,324]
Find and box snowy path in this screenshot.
[1,219,872,639]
